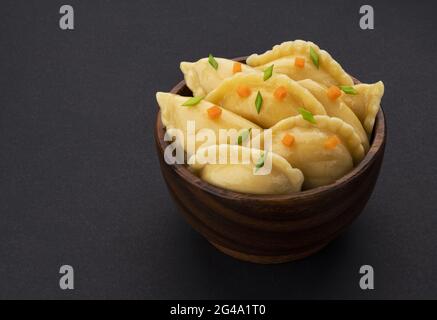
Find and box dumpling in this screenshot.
[156,92,260,155]
[189,144,304,194]
[180,57,255,97]
[340,81,385,135]
[205,72,327,128]
[297,79,369,152]
[246,40,354,88]
[250,115,365,189]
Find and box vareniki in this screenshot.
[246,40,354,87]
[205,72,327,128]
[156,92,260,156]
[189,144,304,194]
[181,57,255,97]
[249,115,365,189]
[156,40,385,193]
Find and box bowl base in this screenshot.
[209,241,327,264]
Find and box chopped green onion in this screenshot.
[255,152,265,172]
[255,91,263,114]
[340,86,358,95]
[263,65,274,81]
[208,54,218,70]
[298,107,316,124]
[182,96,204,106]
[310,47,319,69]
[238,128,252,146]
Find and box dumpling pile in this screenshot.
[156,40,384,194]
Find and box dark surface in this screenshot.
[0,0,436,299]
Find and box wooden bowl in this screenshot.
[154,58,386,264]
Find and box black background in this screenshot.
[1,0,436,299]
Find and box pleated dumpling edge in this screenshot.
[246,40,354,88]
[189,144,304,195]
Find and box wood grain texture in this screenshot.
[154,58,386,264]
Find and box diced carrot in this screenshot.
[282,133,295,147]
[233,62,242,74]
[207,105,222,119]
[324,135,341,149]
[327,86,342,100]
[274,86,288,101]
[237,85,251,98]
[295,57,305,68]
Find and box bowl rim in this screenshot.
[155,58,386,202]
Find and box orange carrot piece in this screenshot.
[207,105,222,119]
[233,62,242,74]
[282,133,295,147]
[274,86,288,101]
[295,57,305,68]
[237,85,251,98]
[327,86,342,100]
[324,135,341,149]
